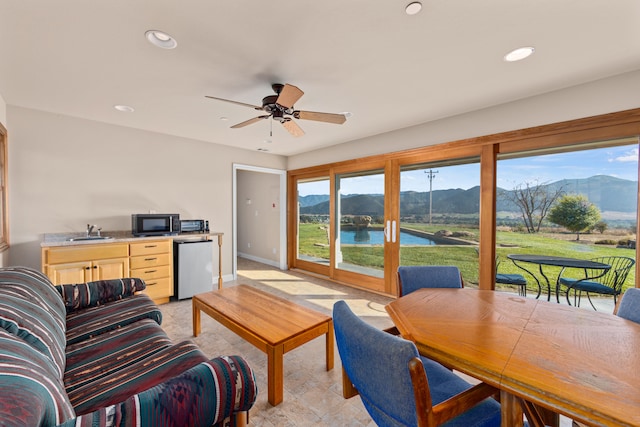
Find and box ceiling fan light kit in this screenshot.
[206,83,347,137]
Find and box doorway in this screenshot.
[232,164,287,279]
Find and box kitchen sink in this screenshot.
[67,236,114,242]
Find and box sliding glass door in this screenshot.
[334,170,385,280]
[398,160,481,285]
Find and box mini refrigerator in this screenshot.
[174,239,213,300]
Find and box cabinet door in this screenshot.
[93,258,130,281]
[48,261,92,285]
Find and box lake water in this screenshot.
[340,230,436,245]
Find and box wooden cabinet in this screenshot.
[129,239,173,304]
[42,236,184,305]
[42,244,129,285]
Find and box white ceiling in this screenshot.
[1,1,640,156]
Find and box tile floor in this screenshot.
[160,258,614,426]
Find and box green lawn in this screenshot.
[297,222,636,292]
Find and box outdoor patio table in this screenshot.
[385,288,640,427]
[507,254,610,303]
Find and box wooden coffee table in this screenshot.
[192,284,334,406]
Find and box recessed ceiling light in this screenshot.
[219,116,229,121]
[405,2,422,15]
[504,47,535,62]
[341,112,353,118]
[114,105,135,112]
[145,30,177,49]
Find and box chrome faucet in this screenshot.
[86,224,96,237]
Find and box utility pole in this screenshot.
[425,169,438,224]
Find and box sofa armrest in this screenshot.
[56,278,146,313]
[56,355,257,427]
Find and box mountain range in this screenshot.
[298,175,638,216]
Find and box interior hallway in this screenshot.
[160,257,610,426]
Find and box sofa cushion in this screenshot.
[65,318,172,393]
[58,355,257,427]
[0,267,67,376]
[65,293,163,345]
[56,277,146,313]
[0,329,75,426]
[0,267,67,322]
[68,340,209,415]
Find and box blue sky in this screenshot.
[298,144,639,196]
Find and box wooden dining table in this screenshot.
[385,288,640,427]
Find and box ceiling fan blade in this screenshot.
[230,115,270,128]
[294,110,347,125]
[205,96,263,111]
[276,84,304,109]
[282,118,305,137]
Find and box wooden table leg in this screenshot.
[501,390,524,427]
[267,344,284,406]
[326,319,334,371]
[192,299,201,337]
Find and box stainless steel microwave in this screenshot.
[131,214,180,237]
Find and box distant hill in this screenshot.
[299,175,637,216]
[298,194,329,208]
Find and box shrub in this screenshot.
[595,239,617,245]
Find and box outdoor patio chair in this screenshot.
[616,287,640,324]
[397,265,463,297]
[333,300,501,427]
[558,256,635,310]
[495,257,529,297]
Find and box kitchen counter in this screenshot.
[41,230,222,247]
[42,230,225,292]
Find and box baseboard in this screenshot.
[238,252,280,269]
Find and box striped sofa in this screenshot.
[0,267,257,427]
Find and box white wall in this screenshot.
[288,70,640,169]
[0,92,6,125]
[237,170,281,266]
[7,106,287,274]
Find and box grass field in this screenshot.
[297,222,636,293]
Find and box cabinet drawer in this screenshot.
[46,244,129,264]
[131,265,171,281]
[142,277,173,300]
[130,253,171,269]
[130,240,171,257]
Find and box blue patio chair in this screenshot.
[397,266,463,297]
[559,256,635,310]
[495,257,529,297]
[616,287,640,324]
[333,300,501,427]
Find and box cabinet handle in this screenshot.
[145,270,157,274]
[85,266,91,270]
[144,257,157,261]
[147,282,157,286]
[144,245,157,248]
[93,265,98,269]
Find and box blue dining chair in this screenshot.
[397,266,463,297]
[333,300,501,427]
[616,288,640,324]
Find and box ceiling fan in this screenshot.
[206,83,347,137]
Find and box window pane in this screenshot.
[399,161,480,285]
[297,178,330,266]
[335,170,385,278]
[496,142,638,301]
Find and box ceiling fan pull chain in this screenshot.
[270,117,273,137]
